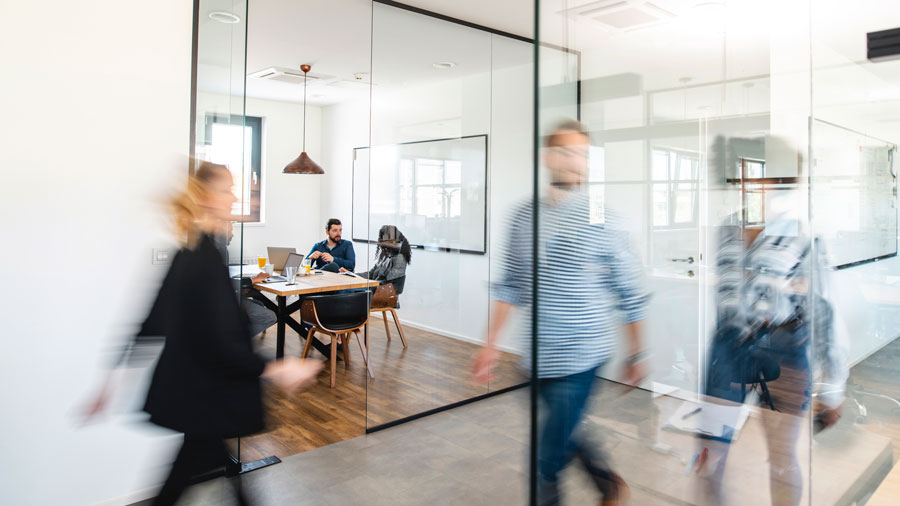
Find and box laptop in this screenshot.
[267,247,297,271]
[265,252,304,282]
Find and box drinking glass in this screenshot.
[257,255,267,269]
[302,258,312,274]
[284,265,297,285]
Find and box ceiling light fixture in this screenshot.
[284,65,324,175]
[208,11,241,24]
[432,62,457,69]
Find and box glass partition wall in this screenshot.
[365,4,493,427]
[188,0,557,463]
[193,0,251,468]
[364,2,579,432]
[533,1,900,505]
[811,1,900,505]
[364,2,539,429]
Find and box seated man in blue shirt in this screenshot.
[308,218,356,272]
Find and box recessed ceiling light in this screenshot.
[432,62,456,69]
[209,11,240,24]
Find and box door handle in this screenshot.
[671,256,695,264]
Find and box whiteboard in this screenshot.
[352,135,488,253]
[812,120,898,268]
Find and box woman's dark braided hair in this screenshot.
[376,225,412,265]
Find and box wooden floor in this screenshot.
[234,315,524,462]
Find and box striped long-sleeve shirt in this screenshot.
[493,191,649,378]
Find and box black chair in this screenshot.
[737,346,780,410]
[300,291,373,388]
[707,326,780,410]
[370,275,407,348]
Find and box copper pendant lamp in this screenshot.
[283,64,324,174]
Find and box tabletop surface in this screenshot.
[253,270,378,296]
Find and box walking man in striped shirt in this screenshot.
[472,120,650,506]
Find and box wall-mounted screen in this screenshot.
[353,135,488,254]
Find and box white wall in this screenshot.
[195,94,325,262]
[0,1,192,505]
[320,98,370,261]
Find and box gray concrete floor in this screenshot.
[167,389,533,506]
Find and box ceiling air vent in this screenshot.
[247,66,334,85]
[564,0,676,32]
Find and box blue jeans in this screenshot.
[537,366,621,506]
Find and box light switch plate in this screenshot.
[152,248,171,265]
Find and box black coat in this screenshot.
[139,234,266,437]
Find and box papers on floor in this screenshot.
[664,400,751,443]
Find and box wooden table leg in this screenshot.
[276,296,286,359]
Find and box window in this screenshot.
[738,158,766,226]
[203,114,263,223]
[651,149,699,228]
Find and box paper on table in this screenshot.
[651,381,680,399]
[228,265,263,278]
[664,400,750,442]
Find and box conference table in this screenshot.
[244,269,378,359]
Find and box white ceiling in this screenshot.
[393,0,535,39]
[243,0,372,105]
[196,0,900,140]
[198,0,536,106]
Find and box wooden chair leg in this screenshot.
[329,334,337,388]
[341,332,351,365]
[389,309,408,348]
[382,310,392,340]
[301,328,315,358]
[353,329,375,379]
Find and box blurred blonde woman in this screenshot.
[89,162,321,505]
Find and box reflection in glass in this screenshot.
[653,183,669,226]
[365,2,535,434]
[674,183,695,224]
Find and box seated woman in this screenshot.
[360,225,411,281]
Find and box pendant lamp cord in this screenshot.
[302,69,307,152]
